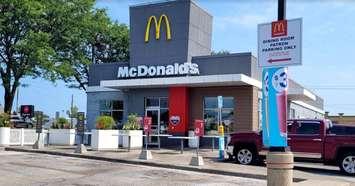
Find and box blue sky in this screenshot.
[1,0,355,117]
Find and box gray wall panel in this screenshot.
[129,0,212,66]
[88,62,128,86]
[126,88,168,116]
[192,53,253,77]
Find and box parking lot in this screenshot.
[1,147,355,186]
[0,151,265,186]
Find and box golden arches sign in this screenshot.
[144,14,171,42]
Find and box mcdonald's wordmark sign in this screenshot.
[258,18,302,68]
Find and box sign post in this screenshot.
[258,0,299,185]
[75,112,87,154]
[190,119,204,166]
[217,96,225,160]
[139,116,153,160]
[33,111,44,149]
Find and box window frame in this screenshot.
[99,100,124,124]
[202,96,235,133]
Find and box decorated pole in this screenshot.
[217,96,225,161]
[258,0,302,185]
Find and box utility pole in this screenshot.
[70,94,74,129]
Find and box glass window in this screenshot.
[100,111,111,116]
[296,122,320,135]
[160,108,169,134]
[112,100,123,110]
[223,97,234,109]
[99,100,111,110]
[146,98,159,107]
[99,100,124,125]
[203,97,235,134]
[160,98,168,108]
[204,110,219,132]
[204,97,217,109]
[144,97,169,135]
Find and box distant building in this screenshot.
[55,111,60,120]
[326,112,355,125]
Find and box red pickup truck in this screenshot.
[227,119,355,175]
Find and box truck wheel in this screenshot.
[339,152,355,175]
[235,147,256,165]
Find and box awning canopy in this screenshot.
[288,87,316,102]
[100,74,262,89]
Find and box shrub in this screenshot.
[52,117,70,129]
[96,116,115,130]
[122,113,141,130]
[0,113,10,128]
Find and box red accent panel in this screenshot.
[168,87,189,135]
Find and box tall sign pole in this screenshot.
[217,96,225,161]
[75,112,87,154]
[258,0,301,185]
[33,111,44,149]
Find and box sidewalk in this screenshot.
[4,146,353,186]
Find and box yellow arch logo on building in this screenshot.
[145,14,171,42]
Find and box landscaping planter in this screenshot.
[49,129,76,145]
[91,129,119,150]
[121,130,143,148]
[0,127,10,146]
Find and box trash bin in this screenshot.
[188,130,198,148]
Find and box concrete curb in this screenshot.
[5,147,306,183]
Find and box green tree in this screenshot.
[61,9,129,91]
[66,105,78,119]
[0,0,130,113]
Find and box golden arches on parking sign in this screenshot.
[144,14,171,42]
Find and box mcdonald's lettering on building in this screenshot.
[87,1,324,148]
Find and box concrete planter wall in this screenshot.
[121,130,143,148]
[0,127,10,147]
[91,129,119,150]
[49,129,76,145]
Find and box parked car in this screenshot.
[227,119,355,175]
[10,114,33,128]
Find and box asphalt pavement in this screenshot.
[0,151,265,186]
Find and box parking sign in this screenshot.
[194,120,204,137]
[258,18,302,68]
[143,117,152,134]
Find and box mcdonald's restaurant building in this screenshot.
[86,0,325,146]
